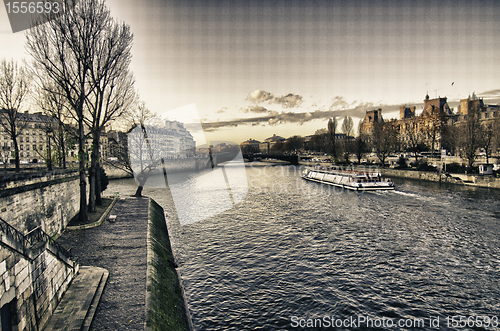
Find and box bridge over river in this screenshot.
[242,153,299,165]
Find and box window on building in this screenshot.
[39,145,43,150]
[20,145,23,150]
[20,137,23,142]
[27,152,30,157]
[26,145,29,150]
[26,136,29,142]
[33,145,36,150]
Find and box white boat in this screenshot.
[301,166,395,191]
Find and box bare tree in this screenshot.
[284,135,303,153]
[457,104,482,169]
[341,116,354,162]
[479,122,495,164]
[439,122,457,157]
[422,109,446,155]
[327,117,338,161]
[103,101,157,178]
[84,12,135,210]
[403,121,427,162]
[353,125,369,164]
[372,120,399,166]
[494,115,500,155]
[35,79,75,168]
[26,0,116,223]
[0,60,30,172]
[120,102,164,197]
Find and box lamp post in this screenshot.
[47,128,53,171]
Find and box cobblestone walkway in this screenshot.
[57,197,149,330]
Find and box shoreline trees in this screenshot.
[26,0,136,221]
[0,60,30,172]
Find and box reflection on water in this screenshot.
[105,164,500,330]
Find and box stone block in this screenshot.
[22,286,32,301]
[14,258,28,275]
[0,260,6,275]
[17,274,31,295]
[15,264,29,287]
[3,272,10,291]
[0,249,10,263]
[6,253,20,270]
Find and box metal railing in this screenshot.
[0,217,72,261]
[0,216,26,248]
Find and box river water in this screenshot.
[104,163,500,330]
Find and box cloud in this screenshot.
[201,108,356,131]
[246,89,303,109]
[273,93,303,108]
[478,89,500,104]
[329,96,351,110]
[204,90,467,133]
[247,90,274,103]
[240,105,269,113]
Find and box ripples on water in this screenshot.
[106,164,500,330]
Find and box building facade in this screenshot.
[0,111,57,165]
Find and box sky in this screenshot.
[2,0,500,145]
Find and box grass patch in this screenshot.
[67,198,113,226]
[148,199,190,331]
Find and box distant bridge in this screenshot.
[242,153,299,165]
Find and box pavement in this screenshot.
[52,197,150,330]
[43,267,109,331]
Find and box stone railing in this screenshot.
[0,169,79,191]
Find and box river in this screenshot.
[104,163,500,330]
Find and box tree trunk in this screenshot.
[78,118,88,223]
[134,185,143,197]
[133,174,148,197]
[95,161,102,206]
[13,136,20,172]
[59,124,66,169]
[88,135,99,212]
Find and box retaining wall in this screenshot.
[145,198,191,331]
[0,239,77,331]
[381,168,500,189]
[0,171,80,236]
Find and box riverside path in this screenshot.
[56,196,149,330]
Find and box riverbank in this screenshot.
[380,168,500,189]
[297,160,500,189]
[56,197,190,330]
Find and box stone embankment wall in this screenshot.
[145,199,191,331]
[1,236,78,331]
[381,168,500,189]
[0,171,79,236]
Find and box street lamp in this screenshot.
[47,128,53,171]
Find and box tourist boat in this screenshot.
[301,166,395,191]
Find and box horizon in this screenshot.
[1,0,500,144]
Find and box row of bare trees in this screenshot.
[0,0,140,223]
[366,106,500,168]
[287,109,500,169]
